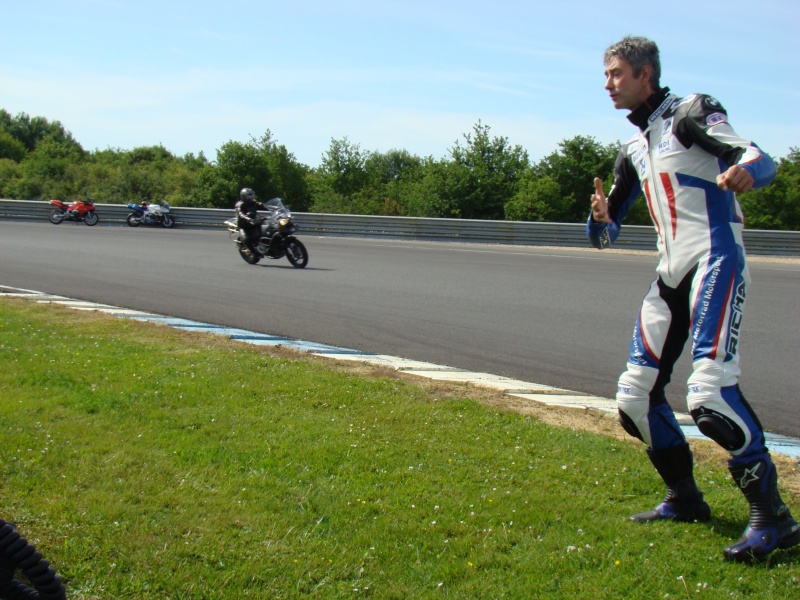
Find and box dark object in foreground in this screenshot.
[0,518,66,599]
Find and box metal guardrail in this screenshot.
[2,198,799,256]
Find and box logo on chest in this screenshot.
[656,136,678,156]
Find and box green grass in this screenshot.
[1,298,798,599]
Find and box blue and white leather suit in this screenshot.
[587,87,776,460]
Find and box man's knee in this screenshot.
[690,406,746,452]
[616,365,659,445]
[618,408,644,442]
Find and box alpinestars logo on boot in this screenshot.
[738,463,762,489]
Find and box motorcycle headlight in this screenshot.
[278,217,290,227]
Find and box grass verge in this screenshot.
[1,298,798,598]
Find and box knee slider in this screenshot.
[691,407,746,452]
[618,409,644,442]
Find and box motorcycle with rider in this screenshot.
[225,187,308,268]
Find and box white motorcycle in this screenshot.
[126,201,175,228]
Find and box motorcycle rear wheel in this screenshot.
[48,209,64,224]
[126,213,141,227]
[162,215,175,228]
[285,238,308,268]
[84,211,99,226]
[238,245,261,264]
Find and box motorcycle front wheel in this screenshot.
[49,209,64,224]
[285,238,308,268]
[162,215,175,228]
[84,211,99,226]
[126,213,141,227]
[238,245,261,264]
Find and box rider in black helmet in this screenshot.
[235,187,266,250]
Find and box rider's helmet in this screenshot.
[240,187,255,200]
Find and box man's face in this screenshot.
[603,56,653,111]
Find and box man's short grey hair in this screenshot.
[604,36,661,90]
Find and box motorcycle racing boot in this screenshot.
[630,443,712,523]
[724,453,800,563]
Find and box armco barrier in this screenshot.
[2,198,799,256]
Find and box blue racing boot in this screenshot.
[724,454,800,563]
[630,443,711,523]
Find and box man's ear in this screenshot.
[640,64,652,86]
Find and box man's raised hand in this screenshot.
[591,177,612,223]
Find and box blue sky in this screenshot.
[2,0,798,167]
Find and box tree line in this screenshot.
[1,109,797,229]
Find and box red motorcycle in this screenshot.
[48,198,99,226]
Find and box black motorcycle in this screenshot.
[224,198,308,268]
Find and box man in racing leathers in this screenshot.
[587,36,799,563]
[235,187,267,250]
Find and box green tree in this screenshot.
[378,156,443,217]
[0,110,83,155]
[531,135,617,223]
[365,149,423,186]
[7,136,86,199]
[160,159,203,207]
[361,149,425,215]
[259,135,311,211]
[446,121,528,220]
[318,137,368,195]
[0,158,23,197]
[79,151,124,204]
[114,145,176,204]
[309,137,369,213]
[505,173,564,222]
[190,132,309,209]
[0,130,27,162]
[0,109,88,199]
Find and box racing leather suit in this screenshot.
[236,197,266,248]
[586,87,776,461]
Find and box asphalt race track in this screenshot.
[2,220,798,438]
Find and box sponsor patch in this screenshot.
[662,117,674,136]
[707,112,727,126]
[656,136,677,156]
[704,96,722,109]
[648,94,675,124]
[630,141,648,162]
[637,157,648,178]
[626,133,645,155]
